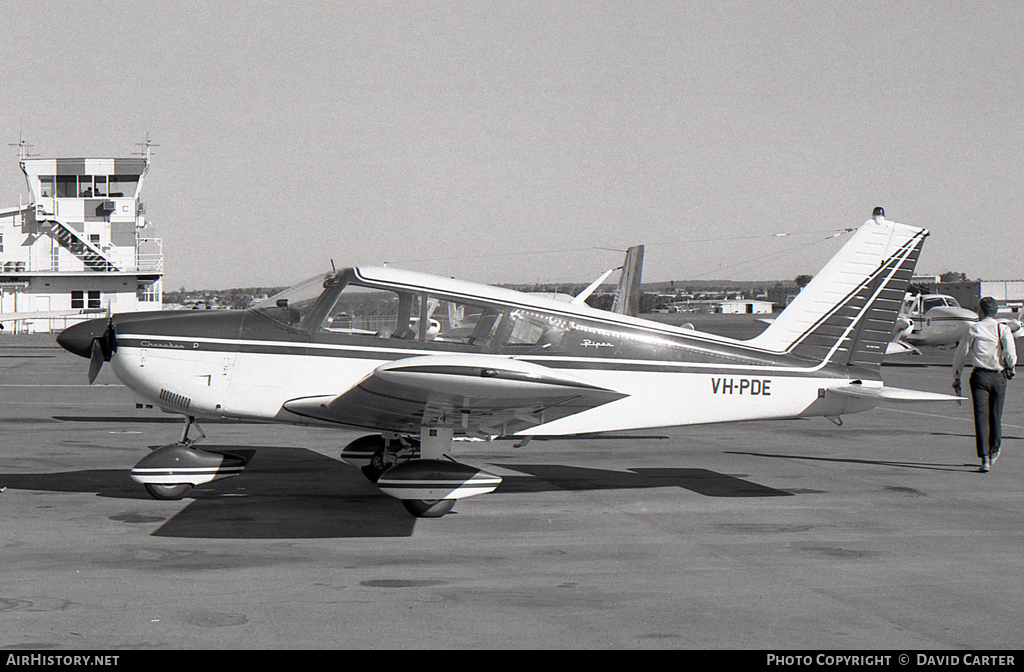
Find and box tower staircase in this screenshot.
[47,217,119,272]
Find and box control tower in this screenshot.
[0,141,163,333]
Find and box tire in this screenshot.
[401,499,456,518]
[144,483,194,500]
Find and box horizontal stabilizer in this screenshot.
[827,384,963,403]
[885,340,921,356]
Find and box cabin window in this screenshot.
[922,297,958,312]
[319,283,420,340]
[504,309,567,347]
[88,290,101,309]
[426,296,504,347]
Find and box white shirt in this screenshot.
[953,317,1017,378]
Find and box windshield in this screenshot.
[253,271,337,327]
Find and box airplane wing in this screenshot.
[282,354,628,437]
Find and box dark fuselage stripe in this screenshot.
[115,336,864,379]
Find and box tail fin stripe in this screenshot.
[788,234,919,347]
[745,218,928,368]
[786,230,926,366]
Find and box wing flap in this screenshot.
[282,354,627,435]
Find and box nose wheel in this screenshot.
[133,416,247,500]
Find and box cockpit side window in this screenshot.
[318,282,421,340]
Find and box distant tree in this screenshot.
[638,292,658,314]
[795,274,814,289]
[939,271,968,283]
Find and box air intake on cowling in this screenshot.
[158,388,192,410]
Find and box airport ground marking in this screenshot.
[881,406,1024,430]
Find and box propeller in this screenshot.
[56,316,117,384]
[88,338,105,384]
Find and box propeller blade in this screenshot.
[101,318,117,360]
[88,338,104,384]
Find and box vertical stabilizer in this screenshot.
[611,245,644,317]
[747,218,927,367]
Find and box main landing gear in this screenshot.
[145,482,194,501]
[130,416,248,501]
[340,432,502,518]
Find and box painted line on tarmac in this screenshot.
[881,406,1024,430]
[0,384,124,387]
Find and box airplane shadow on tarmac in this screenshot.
[728,450,999,472]
[0,445,791,539]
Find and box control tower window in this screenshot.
[93,176,107,197]
[40,177,54,198]
[78,176,94,197]
[56,176,77,198]
[109,175,139,198]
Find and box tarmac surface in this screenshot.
[1,326,1022,650]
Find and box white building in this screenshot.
[0,149,163,333]
[980,280,1024,308]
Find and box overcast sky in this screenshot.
[1,1,1020,290]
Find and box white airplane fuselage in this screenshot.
[105,305,877,438]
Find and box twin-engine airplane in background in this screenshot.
[57,212,960,517]
[887,291,1024,356]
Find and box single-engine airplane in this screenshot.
[57,213,959,517]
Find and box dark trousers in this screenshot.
[969,369,1007,459]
